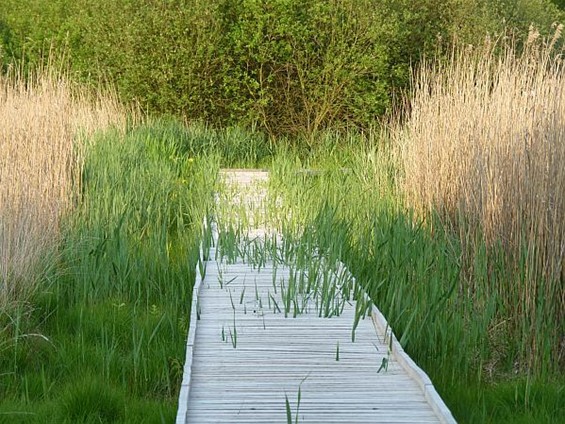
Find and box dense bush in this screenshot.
[214,0,393,136]
[0,0,563,136]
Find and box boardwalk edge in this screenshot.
[371,305,457,424]
[175,221,210,424]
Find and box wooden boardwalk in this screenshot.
[177,170,456,424]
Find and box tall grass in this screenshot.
[132,119,274,168]
[0,123,217,422]
[0,63,124,308]
[266,137,564,423]
[399,28,565,374]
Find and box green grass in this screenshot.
[445,378,565,424]
[130,118,274,168]
[0,122,216,422]
[2,120,563,423]
[225,139,564,424]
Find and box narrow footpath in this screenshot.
[176,170,456,424]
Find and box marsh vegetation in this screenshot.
[0,2,564,422]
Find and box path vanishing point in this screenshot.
[176,170,457,423]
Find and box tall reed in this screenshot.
[0,63,124,307]
[399,27,565,373]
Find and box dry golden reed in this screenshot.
[0,64,124,307]
[398,26,565,370]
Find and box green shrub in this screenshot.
[1,0,563,136]
[553,0,565,10]
[212,0,391,136]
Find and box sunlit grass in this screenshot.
[398,29,565,375]
[0,123,216,422]
[0,62,124,309]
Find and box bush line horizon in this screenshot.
[1,0,564,137]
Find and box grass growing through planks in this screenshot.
[214,166,360,322]
[285,374,308,424]
[0,123,216,422]
[264,122,564,423]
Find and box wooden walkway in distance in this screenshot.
[177,170,456,424]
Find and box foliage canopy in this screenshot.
[0,0,563,136]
